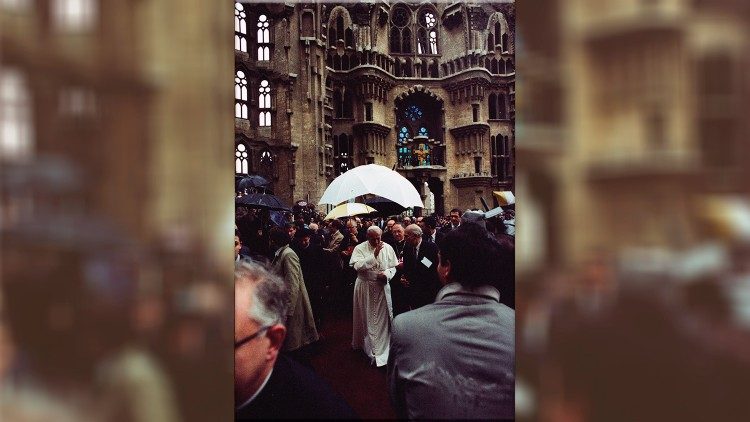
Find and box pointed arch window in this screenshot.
[333,134,353,175]
[257,14,271,61]
[235,3,247,52]
[488,93,507,120]
[390,27,401,53]
[258,79,271,126]
[333,90,343,118]
[390,5,411,54]
[342,90,353,118]
[235,70,248,119]
[398,146,411,167]
[236,142,249,174]
[402,28,412,54]
[417,8,438,55]
[336,16,345,41]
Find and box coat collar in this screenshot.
[436,282,500,303]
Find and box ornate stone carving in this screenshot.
[468,7,489,31]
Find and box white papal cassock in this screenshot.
[350,240,397,367]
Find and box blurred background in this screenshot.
[4,0,750,420]
[516,0,750,420]
[1,0,233,420]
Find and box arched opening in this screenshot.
[343,90,354,118]
[430,60,439,78]
[336,16,345,41]
[328,26,336,47]
[395,91,444,167]
[345,28,354,48]
[301,12,314,38]
[333,90,343,118]
[390,27,401,53]
[402,28,412,53]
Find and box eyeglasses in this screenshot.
[234,325,272,349]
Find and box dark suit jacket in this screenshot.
[402,240,441,309]
[422,230,444,246]
[235,354,358,420]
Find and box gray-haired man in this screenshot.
[235,261,356,420]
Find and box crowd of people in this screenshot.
[235,203,516,419]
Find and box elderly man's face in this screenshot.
[300,236,311,249]
[405,230,421,247]
[235,281,272,401]
[450,212,461,225]
[386,220,395,231]
[367,230,381,247]
[391,224,405,242]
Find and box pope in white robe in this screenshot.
[350,225,398,367]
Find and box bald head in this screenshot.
[405,224,423,246]
[405,224,423,237]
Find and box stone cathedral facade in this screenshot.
[235,1,515,215]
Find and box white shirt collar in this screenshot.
[236,368,274,410]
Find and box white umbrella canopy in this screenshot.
[318,164,423,208]
[324,203,377,220]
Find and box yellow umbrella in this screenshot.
[493,191,515,206]
[324,203,377,220]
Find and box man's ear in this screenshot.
[266,324,286,361]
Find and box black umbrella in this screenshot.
[236,193,290,212]
[364,195,407,216]
[238,175,270,191]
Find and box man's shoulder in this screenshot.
[240,355,357,420]
[277,355,358,418]
[423,240,439,254]
[393,304,442,334]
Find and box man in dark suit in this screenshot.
[386,223,409,316]
[235,260,357,420]
[438,208,462,237]
[292,228,328,329]
[401,224,441,310]
[421,216,444,245]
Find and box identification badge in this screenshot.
[421,257,432,268]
